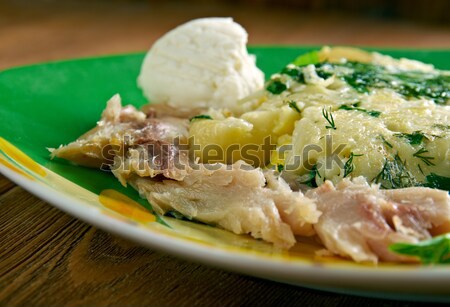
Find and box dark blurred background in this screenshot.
[157,0,450,23]
[0,0,449,69]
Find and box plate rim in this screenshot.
[2,163,450,294]
[1,48,450,301]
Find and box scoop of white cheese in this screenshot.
[138,18,264,112]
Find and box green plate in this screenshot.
[1,47,449,302]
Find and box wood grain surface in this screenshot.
[1,1,449,306]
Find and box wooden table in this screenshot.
[1,2,449,306]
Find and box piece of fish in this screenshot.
[141,103,207,119]
[306,177,450,263]
[50,96,450,262]
[50,95,190,181]
[130,161,321,248]
[50,94,145,168]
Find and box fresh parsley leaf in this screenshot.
[189,114,213,122]
[390,233,450,264]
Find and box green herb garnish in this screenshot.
[299,164,321,187]
[425,173,450,190]
[373,154,418,189]
[432,124,450,131]
[277,164,284,173]
[338,104,381,117]
[281,66,305,83]
[395,131,426,145]
[292,50,320,66]
[322,107,336,130]
[380,135,393,148]
[312,61,449,104]
[413,148,435,166]
[288,100,301,113]
[390,233,450,264]
[317,70,333,79]
[343,152,363,178]
[418,164,424,175]
[190,114,213,122]
[266,80,287,94]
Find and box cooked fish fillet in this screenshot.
[51,95,450,262]
[306,177,450,263]
[51,95,190,181]
[141,103,207,119]
[51,97,322,247]
[50,95,145,167]
[130,161,321,248]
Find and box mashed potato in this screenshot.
[138,18,264,112]
[189,47,450,189]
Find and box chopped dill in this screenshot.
[394,131,426,145]
[311,61,449,104]
[322,107,337,130]
[373,154,418,189]
[343,152,363,178]
[413,148,435,166]
[380,135,393,148]
[299,164,321,187]
[338,104,381,117]
[288,100,301,113]
[432,124,450,131]
[189,114,212,122]
[280,52,449,104]
[418,164,424,175]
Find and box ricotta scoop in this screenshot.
[138,18,264,112]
